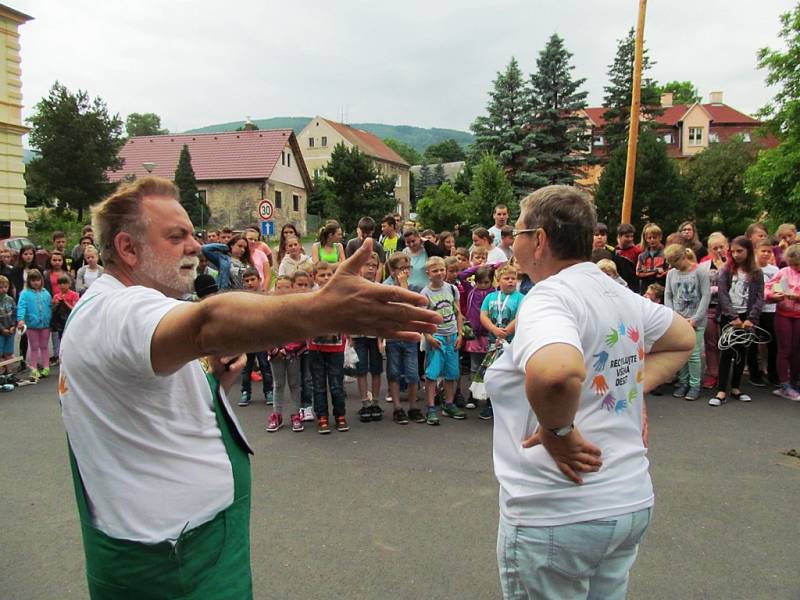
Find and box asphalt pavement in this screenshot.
[1,373,798,599]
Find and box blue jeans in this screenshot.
[497,508,652,600]
[310,350,346,418]
[385,340,419,384]
[241,351,272,397]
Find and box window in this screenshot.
[742,131,752,142]
[197,190,207,203]
[396,174,402,187]
[292,194,300,212]
[281,151,285,166]
[593,135,605,146]
[308,137,315,148]
[287,153,291,167]
[688,127,703,146]
[662,133,673,144]
[275,190,282,209]
[709,132,720,143]
[321,136,327,147]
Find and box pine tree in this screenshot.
[594,130,688,234]
[524,33,590,188]
[174,144,210,228]
[470,57,532,197]
[602,28,662,152]
[433,162,446,187]
[416,160,433,198]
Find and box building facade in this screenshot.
[0,4,32,236]
[297,116,411,218]
[108,129,312,235]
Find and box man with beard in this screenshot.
[58,177,440,599]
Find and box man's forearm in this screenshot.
[643,350,690,394]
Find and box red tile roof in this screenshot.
[582,103,759,129]
[322,118,409,166]
[107,129,295,182]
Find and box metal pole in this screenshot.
[621,0,647,225]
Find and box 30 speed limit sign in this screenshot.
[258,199,274,220]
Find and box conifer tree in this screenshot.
[416,160,433,198]
[470,57,532,196]
[469,153,516,225]
[602,28,662,152]
[524,33,590,188]
[174,144,210,228]
[433,162,446,187]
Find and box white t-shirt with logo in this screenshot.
[60,275,247,543]
[485,262,673,526]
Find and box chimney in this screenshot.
[709,91,723,105]
[660,92,673,108]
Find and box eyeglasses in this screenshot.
[511,228,538,238]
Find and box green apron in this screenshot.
[67,374,253,599]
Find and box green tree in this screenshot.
[324,142,396,231]
[746,3,800,224]
[26,81,125,221]
[125,112,168,137]
[415,160,433,199]
[424,138,466,163]
[683,137,759,237]
[383,138,422,165]
[594,130,689,233]
[432,162,446,187]
[471,57,532,196]
[468,153,516,225]
[236,118,259,132]
[416,182,471,233]
[602,28,662,152]
[525,33,590,188]
[657,80,701,105]
[173,144,210,228]
[307,175,337,218]
[452,161,473,195]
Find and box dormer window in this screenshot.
[689,127,704,146]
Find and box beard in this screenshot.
[138,246,199,296]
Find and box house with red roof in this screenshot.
[297,116,411,217]
[575,91,778,185]
[108,128,312,234]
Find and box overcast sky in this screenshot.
[11,0,795,135]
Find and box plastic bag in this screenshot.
[343,338,358,370]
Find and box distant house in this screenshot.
[108,129,312,234]
[576,91,778,186]
[409,161,466,184]
[0,5,32,236]
[297,116,411,218]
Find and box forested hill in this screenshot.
[183,117,473,153]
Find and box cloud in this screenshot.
[14,0,792,134]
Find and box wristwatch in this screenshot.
[547,423,575,438]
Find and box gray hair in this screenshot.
[519,185,596,261]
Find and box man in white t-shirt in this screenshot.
[487,204,509,247]
[485,186,693,599]
[59,176,440,599]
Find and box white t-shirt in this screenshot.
[60,275,247,543]
[485,262,673,527]
[761,264,779,314]
[488,245,509,264]
[488,225,503,247]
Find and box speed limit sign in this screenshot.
[258,199,274,220]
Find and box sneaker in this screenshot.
[266,413,283,432]
[29,368,40,379]
[358,404,372,423]
[479,404,494,420]
[318,416,331,434]
[672,383,689,398]
[749,376,766,388]
[408,407,426,423]
[453,388,466,408]
[684,387,701,401]
[251,371,262,382]
[40,367,50,378]
[773,384,800,401]
[393,408,409,424]
[465,394,477,410]
[708,394,726,407]
[443,403,466,419]
[701,377,717,390]
[335,416,349,432]
[732,392,752,402]
[426,408,440,426]
[301,406,315,422]
[238,391,251,406]
[265,391,274,406]
[369,404,384,421]
[291,413,304,432]
[385,396,394,403]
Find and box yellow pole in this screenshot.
[621,0,648,225]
